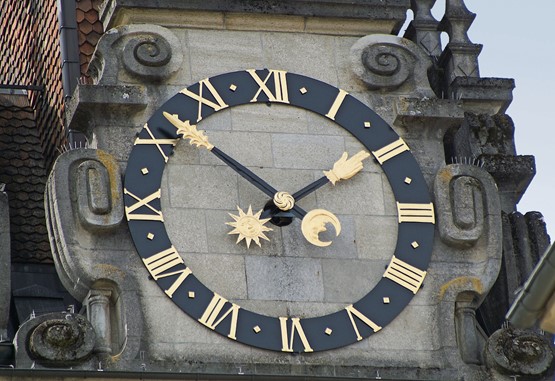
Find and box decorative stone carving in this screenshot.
[14,312,95,368]
[75,151,124,230]
[44,149,142,365]
[350,34,434,96]
[28,313,96,365]
[89,24,183,84]
[405,0,442,57]
[485,327,555,378]
[434,164,500,248]
[449,113,535,212]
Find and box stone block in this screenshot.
[262,32,338,85]
[165,164,239,209]
[198,130,274,168]
[272,134,345,170]
[184,252,248,299]
[231,103,309,134]
[354,215,398,261]
[245,256,324,302]
[225,13,305,33]
[306,109,352,137]
[316,172,385,215]
[188,30,263,79]
[161,207,208,254]
[322,258,386,303]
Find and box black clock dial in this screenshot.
[123,69,435,353]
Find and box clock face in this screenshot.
[123,69,435,353]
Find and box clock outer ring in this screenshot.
[123,69,435,353]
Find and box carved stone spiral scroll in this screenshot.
[434,164,500,248]
[121,25,183,80]
[485,327,555,377]
[27,313,95,365]
[350,34,433,95]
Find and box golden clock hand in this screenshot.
[292,150,370,201]
[163,112,308,219]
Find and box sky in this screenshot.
[426,1,555,239]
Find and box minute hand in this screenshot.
[163,112,307,219]
[292,150,371,202]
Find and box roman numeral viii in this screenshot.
[199,293,240,340]
[143,246,192,298]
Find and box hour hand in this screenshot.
[292,150,370,202]
[163,112,308,219]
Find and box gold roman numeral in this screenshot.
[160,267,192,298]
[397,202,435,224]
[247,69,289,103]
[143,245,182,278]
[180,78,229,122]
[325,88,349,120]
[124,188,163,222]
[134,124,178,163]
[345,305,382,341]
[279,317,313,353]
[199,293,240,340]
[383,255,426,294]
[372,138,410,164]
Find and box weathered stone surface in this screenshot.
[44,149,142,364]
[485,327,555,378]
[15,312,95,369]
[350,34,434,96]
[434,164,500,248]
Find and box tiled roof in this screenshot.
[76,0,104,82]
[0,95,52,263]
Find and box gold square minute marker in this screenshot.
[325,328,333,335]
[253,325,261,333]
[147,233,154,240]
[364,121,371,128]
[188,291,195,299]
[411,241,419,249]
[229,84,237,91]
[404,177,412,184]
[299,87,307,94]
[383,297,390,304]
[141,167,149,175]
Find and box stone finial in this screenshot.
[438,0,482,94]
[405,0,442,57]
[350,34,434,96]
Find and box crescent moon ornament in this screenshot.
[301,209,342,247]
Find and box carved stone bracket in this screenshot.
[350,34,434,96]
[485,327,555,378]
[89,24,183,84]
[14,312,95,368]
[434,164,500,248]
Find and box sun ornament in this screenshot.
[226,206,273,248]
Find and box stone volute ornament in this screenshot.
[485,327,555,378]
[350,34,434,96]
[15,312,95,368]
[89,24,183,84]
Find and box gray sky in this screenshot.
[427,1,555,239]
